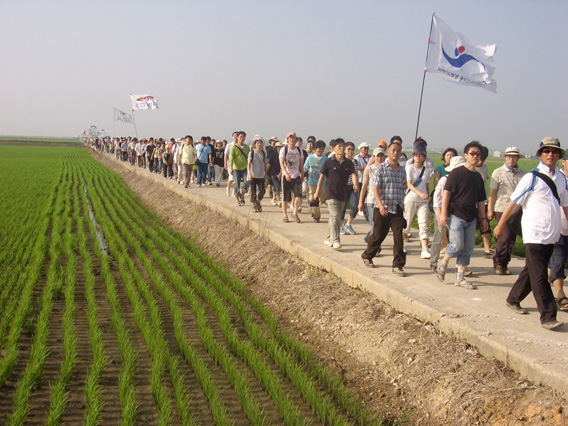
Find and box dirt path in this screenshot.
[98,153,567,425]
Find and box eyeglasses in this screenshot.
[467,151,481,157]
[346,148,354,151]
[542,148,560,155]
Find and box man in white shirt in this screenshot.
[495,137,568,330]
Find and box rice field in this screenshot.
[0,145,382,425]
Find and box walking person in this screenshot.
[435,141,489,289]
[212,140,225,187]
[180,135,196,188]
[487,147,526,275]
[279,132,304,223]
[358,147,386,244]
[196,136,212,187]
[314,138,358,250]
[229,131,250,206]
[361,140,407,276]
[247,135,269,212]
[495,138,568,330]
[304,140,327,222]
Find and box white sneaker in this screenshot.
[324,239,332,246]
[332,241,342,249]
[420,250,431,259]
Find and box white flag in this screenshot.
[425,15,497,92]
[130,93,159,110]
[114,107,134,123]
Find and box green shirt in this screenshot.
[230,144,250,170]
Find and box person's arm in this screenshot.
[494,200,520,239]
[406,168,428,200]
[439,189,451,228]
[352,173,359,193]
[487,188,498,221]
[478,200,489,232]
[247,154,253,181]
[314,173,325,201]
[280,155,290,181]
[433,170,441,188]
[358,167,370,211]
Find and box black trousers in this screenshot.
[362,205,406,268]
[506,243,557,323]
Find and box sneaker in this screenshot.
[420,250,431,259]
[484,250,495,259]
[271,200,277,206]
[324,239,332,246]
[216,183,220,187]
[340,227,346,235]
[506,302,528,315]
[495,265,511,275]
[362,258,374,268]
[392,267,406,277]
[332,241,342,249]
[402,246,407,254]
[435,263,446,282]
[277,201,282,207]
[541,320,563,330]
[344,224,356,235]
[455,278,477,290]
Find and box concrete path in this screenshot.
[109,156,568,398]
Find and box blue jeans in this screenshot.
[270,175,281,196]
[233,169,247,196]
[196,161,208,185]
[549,235,568,281]
[445,215,477,266]
[364,203,375,241]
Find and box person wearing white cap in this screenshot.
[354,142,371,184]
[495,137,568,330]
[487,146,526,275]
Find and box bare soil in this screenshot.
[98,153,568,425]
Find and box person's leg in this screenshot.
[292,178,302,217]
[364,203,375,242]
[326,199,340,244]
[403,198,417,237]
[233,169,243,197]
[391,206,407,269]
[345,189,359,230]
[416,202,430,252]
[308,184,321,221]
[524,244,557,323]
[257,178,266,201]
[214,165,222,185]
[250,178,258,204]
[549,235,568,307]
[362,209,391,260]
[281,177,292,219]
[430,212,443,269]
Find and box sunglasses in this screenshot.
[467,151,481,157]
[542,148,560,154]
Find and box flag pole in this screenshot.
[414,13,436,141]
[113,107,116,137]
[131,110,138,139]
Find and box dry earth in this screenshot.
[98,152,568,425]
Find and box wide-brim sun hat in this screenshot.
[536,137,564,158]
[358,142,370,150]
[503,146,525,158]
[445,155,466,172]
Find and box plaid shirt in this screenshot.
[371,160,407,214]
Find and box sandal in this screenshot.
[556,297,568,312]
[455,279,477,290]
[283,216,289,223]
[293,213,301,223]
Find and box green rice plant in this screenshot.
[7,169,71,425]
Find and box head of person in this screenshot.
[358,142,370,156]
[378,140,388,150]
[295,137,303,147]
[478,145,489,165]
[463,140,483,166]
[413,137,427,164]
[536,137,564,168]
[445,155,466,173]
[269,137,278,146]
[306,140,314,153]
[373,147,386,164]
[503,146,524,167]
[237,131,246,145]
[307,135,316,145]
[314,140,326,156]
[387,140,403,163]
[275,141,285,151]
[215,140,223,149]
[345,141,355,157]
[562,150,568,171]
[330,138,346,154]
[185,135,193,145]
[200,136,207,145]
[390,135,402,146]
[286,132,297,145]
[252,135,264,150]
[232,131,238,142]
[442,147,458,165]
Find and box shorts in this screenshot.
[282,176,302,203]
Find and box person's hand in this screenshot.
[285,174,291,182]
[481,219,489,233]
[438,213,448,228]
[420,192,428,201]
[487,210,494,221]
[358,202,364,211]
[379,205,388,216]
[494,223,502,239]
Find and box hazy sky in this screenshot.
[1,0,567,153]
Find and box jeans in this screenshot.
[549,235,568,281]
[196,161,208,185]
[233,169,247,196]
[326,199,345,244]
[364,203,375,241]
[341,185,358,220]
[430,211,445,268]
[445,214,477,266]
[270,175,281,196]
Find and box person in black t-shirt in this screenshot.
[435,141,489,290]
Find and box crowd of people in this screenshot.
[86,133,568,330]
